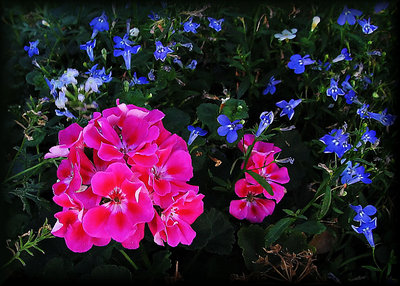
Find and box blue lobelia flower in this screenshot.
[360,127,378,145]
[326,78,345,101]
[113,34,134,49]
[208,17,224,32]
[114,45,141,70]
[85,76,103,93]
[187,126,208,145]
[90,11,109,38]
[154,41,174,62]
[350,204,377,223]
[340,162,372,185]
[332,48,353,63]
[287,54,315,74]
[352,217,377,247]
[276,99,302,120]
[345,90,360,105]
[130,72,149,86]
[148,69,156,81]
[186,59,197,70]
[374,2,389,13]
[357,104,371,119]
[337,6,363,26]
[85,64,112,83]
[320,128,352,158]
[183,17,200,33]
[263,76,281,95]
[80,39,96,62]
[59,68,79,86]
[217,114,243,143]
[255,111,274,137]
[55,108,76,119]
[24,40,39,57]
[368,108,396,126]
[358,18,378,34]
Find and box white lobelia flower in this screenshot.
[274,28,297,41]
[311,16,320,31]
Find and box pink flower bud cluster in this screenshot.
[229,134,290,223]
[45,100,204,252]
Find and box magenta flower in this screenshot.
[229,179,275,223]
[83,162,154,242]
[52,193,109,253]
[46,100,205,252]
[44,123,83,159]
[230,134,290,223]
[149,191,204,247]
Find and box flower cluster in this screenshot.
[229,134,290,223]
[45,100,204,252]
[350,204,377,247]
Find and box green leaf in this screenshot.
[318,186,332,220]
[222,98,249,120]
[237,77,251,98]
[294,221,326,235]
[237,225,266,270]
[162,107,190,135]
[245,170,273,196]
[265,217,295,247]
[196,103,219,134]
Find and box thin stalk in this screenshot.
[119,249,138,271]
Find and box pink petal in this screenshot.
[106,211,133,242]
[163,150,193,181]
[44,145,70,159]
[267,165,290,184]
[264,182,286,203]
[98,142,124,161]
[165,220,196,247]
[82,206,111,238]
[58,123,83,146]
[91,171,117,197]
[65,222,94,253]
[122,116,148,148]
[229,199,248,220]
[121,223,145,249]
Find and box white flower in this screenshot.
[85,76,103,93]
[311,16,320,31]
[129,27,139,37]
[274,28,297,41]
[55,91,68,109]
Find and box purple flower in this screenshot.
[24,40,39,57]
[337,6,363,26]
[326,78,345,101]
[332,48,352,63]
[154,41,173,62]
[263,76,281,95]
[217,114,243,143]
[358,18,378,34]
[340,162,372,185]
[368,108,396,126]
[352,217,377,247]
[129,72,149,86]
[276,99,302,120]
[344,90,359,104]
[113,34,134,49]
[357,104,371,119]
[208,17,224,32]
[255,111,274,137]
[287,54,315,74]
[90,11,109,38]
[114,45,141,70]
[183,17,200,33]
[361,127,378,145]
[187,126,207,145]
[350,204,377,223]
[80,39,96,62]
[186,59,197,70]
[319,128,352,158]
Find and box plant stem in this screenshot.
[119,249,138,271]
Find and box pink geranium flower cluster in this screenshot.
[229,134,290,223]
[45,100,204,252]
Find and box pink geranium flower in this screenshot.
[44,123,84,159]
[229,179,275,223]
[83,162,154,242]
[229,134,290,223]
[149,191,204,247]
[52,193,110,253]
[48,100,204,252]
